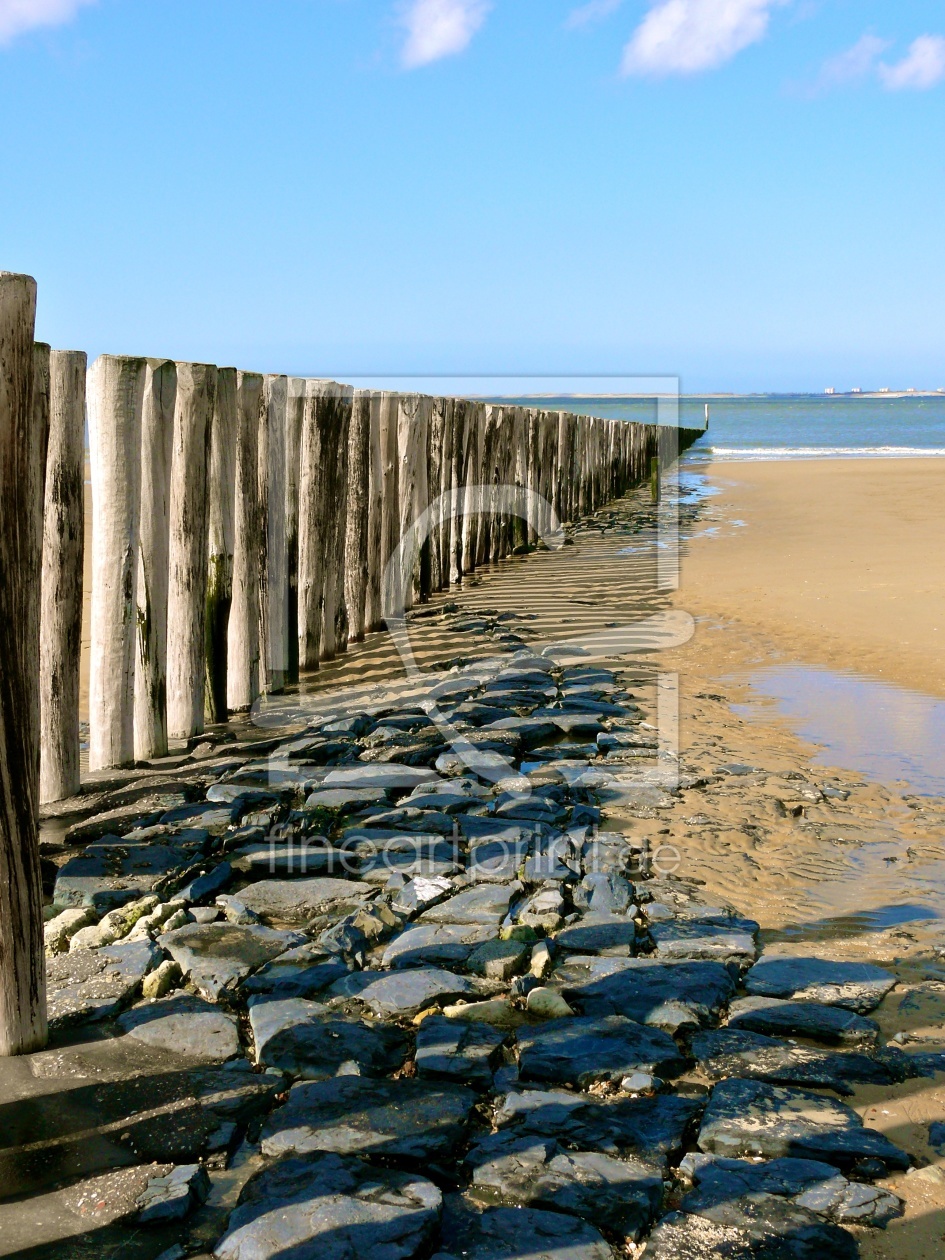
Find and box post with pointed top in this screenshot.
[0,273,47,1055]
[40,350,86,803]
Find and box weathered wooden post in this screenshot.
[378,390,401,621]
[365,392,384,631]
[284,379,305,683]
[40,350,86,803]
[448,398,470,585]
[133,359,176,761]
[321,383,352,656]
[88,354,145,770]
[0,273,47,1055]
[167,363,215,741]
[228,370,262,711]
[345,388,371,643]
[462,401,484,577]
[205,367,237,724]
[259,375,288,693]
[298,381,352,665]
[396,393,431,609]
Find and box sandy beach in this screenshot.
[678,457,945,699]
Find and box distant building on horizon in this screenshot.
[824,387,835,395]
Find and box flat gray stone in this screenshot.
[117,993,240,1060]
[644,1200,858,1260]
[419,883,520,925]
[382,922,498,969]
[138,1162,210,1224]
[47,940,161,1030]
[555,957,735,1033]
[159,923,306,1000]
[649,918,758,963]
[240,947,349,1000]
[744,956,897,1014]
[727,995,879,1046]
[680,1152,903,1227]
[214,1151,441,1260]
[465,1132,662,1240]
[53,837,204,911]
[553,914,638,955]
[328,967,476,1018]
[467,937,529,981]
[572,872,634,915]
[692,1028,899,1096]
[697,1078,911,1173]
[437,1195,613,1260]
[516,1015,684,1088]
[416,1015,506,1087]
[304,786,388,812]
[236,877,373,927]
[261,1076,477,1161]
[496,1089,702,1168]
[249,997,408,1078]
[323,765,440,790]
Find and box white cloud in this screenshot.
[400,0,491,69]
[879,34,945,92]
[566,0,625,31]
[621,0,785,77]
[815,33,888,90]
[0,0,95,46]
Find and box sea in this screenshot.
[508,393,945,461]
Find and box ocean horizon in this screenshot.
[504,393,945,461]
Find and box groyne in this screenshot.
[0,269,701,1052]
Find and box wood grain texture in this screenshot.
[0,274,47,1055]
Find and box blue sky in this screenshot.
[1,0,944,392]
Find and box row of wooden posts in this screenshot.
[0,270,689,1055]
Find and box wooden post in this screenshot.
[88,354,145,771]
[427,397,447,592]
[40,350,86,803]
[0,273,47,1056]
[166,363,215,741]
[396,393,430,609]
[364,391,384,631]
[298,381,352,666]
[448,398,469,585]
[321,383,352,657]
[228,370,262,711]
[378,390,401,621]
[345,388,371,643]
[259,375,288,693]
[650,453,661,503]
[205,367,237,724]
[284,379,305,683]
[133,359,176,761]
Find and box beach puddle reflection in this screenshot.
[738,665,945,797]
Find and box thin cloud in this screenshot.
[0,0,95,45]
[621,0,786,77]
[565,0,624,31]
[815,33,888,90]
[400,0,492,69]
[879,34,945,92]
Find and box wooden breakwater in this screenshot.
[1,268,702,1052]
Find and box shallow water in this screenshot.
[738,665,945,797]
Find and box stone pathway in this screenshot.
[9,490,944,1259]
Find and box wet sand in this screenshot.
[678,457,945,699]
